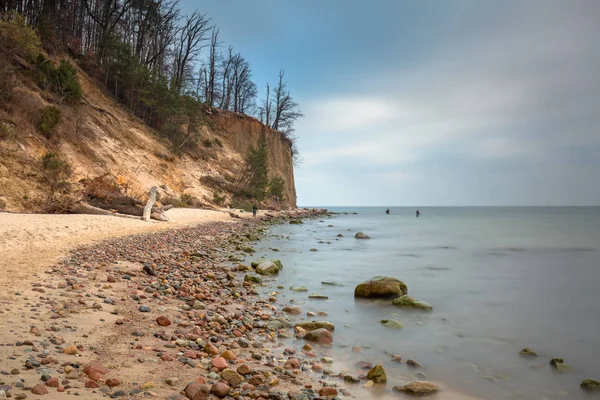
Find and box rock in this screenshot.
[519,347,538,357]
[244,274,262,284]
[394,381,440,395]
[184,382,210,400]
[221,369,243,387]
[550,358,571,372]
[407,359,421,368]
[303,328,333,344]
[392,295,432,310]
[272,259,283,269]
[318,387,338,396]
[31,384,48,395]
[84,363,110,376]
[321,281,342,286]
[139,306,151,312]
[256,261,280,276]
[380,319,404,329]
[211,382,231,398]
[581,379,600,390]
[106,378,121,387]
[367,365,387,383]
[212,357,228,369]
[63,345,78,355]
[294,321,335,332]
[282,306,302,315]
[355,361,373,370]
[364,380,374,388]
[354,232,371,239]
[221,350,236,360]
[344,375,360,383]
[237,364,253,375]
[290,285,308,292]
[308,293,328,299]
[45,378,59,387]
[354,276,407,298]
[156,316,171,326]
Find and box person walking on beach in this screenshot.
[386,208,390,214]
[252,204,258,217]
[416,209,420,217]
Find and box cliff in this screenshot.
[0,60,297,212]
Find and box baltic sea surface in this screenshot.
[254,207,600,399]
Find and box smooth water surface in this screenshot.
[253,207,600,399]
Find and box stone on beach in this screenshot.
[394,381,440,395]
[294,321,335,331]
[519,347,538,357]
[354,232,371,239]
[303,328,333,344]
[354,276,408,298]
[581,379,600,390]
[367,364,387,383]
[392,295,433,310]
[255,261,280,275]
[380,319,404,328]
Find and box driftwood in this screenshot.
[72,202,140,220]
[143,187,157,222]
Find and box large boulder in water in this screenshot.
[366,365,387,383]
[354,276,407,298]
[392,295,432,310]
[256,261,280,276]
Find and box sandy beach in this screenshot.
[0,208,237,290]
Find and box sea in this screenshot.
[252,207,600,399]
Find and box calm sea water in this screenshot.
[252,207,600,399]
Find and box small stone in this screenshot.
[31,384,48,395]
[407,359,421,368]
[45,378,59,387]
[221,350,236,360]
[63,345,78,355]
[212,357,228,369]
[106,378,120,387]
[380,319,403,329]
[550,358,571,372]
[221,369,243,387]
[211,382,231,398]
[318,387,338,396]
[581,379,600,390]
[364,380,374,388]
[139,306,151,313]
[155,316,171,326]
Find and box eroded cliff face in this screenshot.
[0,64,297,212]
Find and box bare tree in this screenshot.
[271,70,303,134]
[172,11,210,93]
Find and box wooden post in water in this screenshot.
[143,186,157,222]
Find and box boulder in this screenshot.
[380,319,404,329]
[282,306,302,315]
[354,276,407,298]
[294,321,335,332]
[303,328,332,344]
[256,261,280,276]
[392,295,432,310]
[272,259,283,269]
[290,285,308,292]
[394,381,440,395]
[367,364,387,383]
[581,379,600,390]
[354,232,371,239]
[550,358,571,372]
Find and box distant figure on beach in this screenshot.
[386,208,390,214]
[416,209,420,217]
[252,204,258,217]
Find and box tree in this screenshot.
[172,11,210,93]
[271,70,303,134]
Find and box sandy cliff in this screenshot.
[0,61,296,212]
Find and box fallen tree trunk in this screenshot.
[72,202,140,220]
[143,187,158,222]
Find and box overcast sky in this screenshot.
[181,0,600,206]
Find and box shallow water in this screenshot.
[254,207,600,399]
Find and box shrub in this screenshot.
[36,58,82,103]
[180,193,194,206]
[0,121,15,140]
[202,138,213,148]
[37,105,62,137]
[214,137,223,147]
[212,191,226,206]
[0,12,41,61]
[0,197,6,209]
[41,151,72,190]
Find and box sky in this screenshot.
[180,0,600,206]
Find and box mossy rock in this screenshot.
[392,295,432,311]
[366,364,387,383]
[581,379,600,390]
[519,347,538,357]
[290,285,308,292]
[251,259,266,268]
[354,232,371,239]
[289,219,303,225]
[354,276,408,298]
[272,259,283,269]
[244,274,262,284]
[241,246,255,253]
[256,261,280,276]
[380,319,404,329]
[228,255,244,262]
[550,358,571,372]
[394,381,440,395]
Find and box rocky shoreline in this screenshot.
[0,209,348,400]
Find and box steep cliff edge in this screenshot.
[0,61,297,212]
